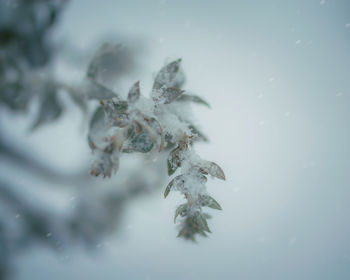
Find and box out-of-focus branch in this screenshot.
[0,135,91,187]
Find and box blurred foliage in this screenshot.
[0,0,152,279]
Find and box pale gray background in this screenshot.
[8,0,350,279]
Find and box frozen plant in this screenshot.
[87,55,226,241]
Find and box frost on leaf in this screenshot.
[127,81,140,104]
[167,146,182,175]
[188,125,208,143]
[123,124,154,153]
[152,87,184,105]
[101,99,129,128]
[153,59,182,90]
[164,175,185,198]
[198,161,226,180]
[90,130,124,178]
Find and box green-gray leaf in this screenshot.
[153,87,184,104]
[199,161,226,180]
[177,94,210,108]
[127,81,140,104]
[167,146,181,176]
[196,214,211,233]
[164,180,174,198]
[123,128,154,153]
[174,204,187,223]
[153,59,182,90]
[189,125,208,143]
[164,175,185,198]
[201,195,222,210]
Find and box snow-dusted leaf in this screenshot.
[153,87,184,104]
[167,146,181,175]
[141,116,164,151]
[113,100,128,112]
[102,99,129,128]
[177,94,210,108]
[127,81,140,104]
[189,125,208,142]
[164,175,185,198]
[200,195,222,210]
[163,87,184,104]
[153,59,182,90]
[199,161,226,180]
[123,125,154,153]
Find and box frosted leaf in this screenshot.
[198,161,226,180]
[153,59,182,90]
[127,81,140,104]
[167,146,182,175]
[123,124,154,153]
[164,175,185,198]
[101,99,129,128]
[142,116,164,151]
[183,174,206,198]
[157,112,191,143]
[152,87,184,104]
[189,125,208,142]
